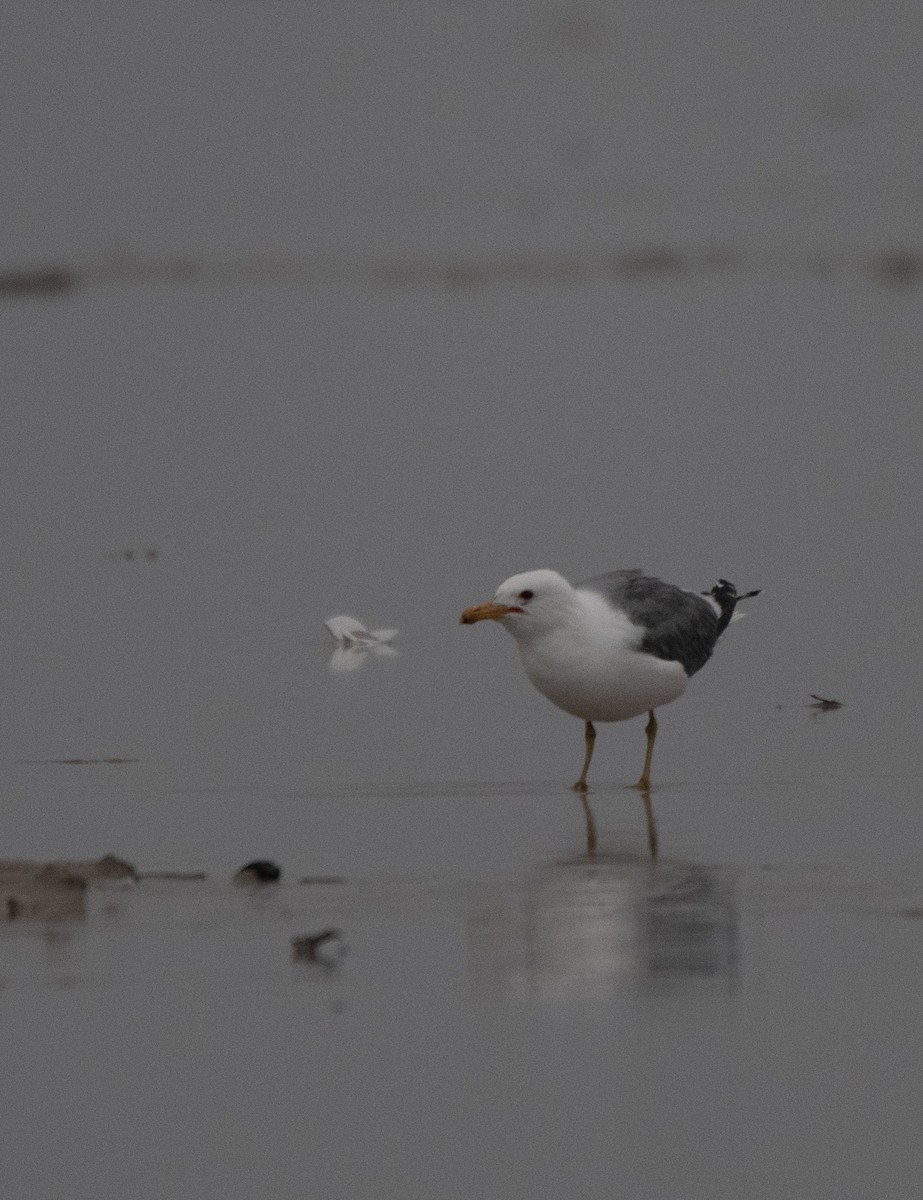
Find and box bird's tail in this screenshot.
[703,579,761,636]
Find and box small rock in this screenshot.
[81,854,137,881]
[233,860,281,884]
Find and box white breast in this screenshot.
[515,590,688,722]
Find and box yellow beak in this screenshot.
[460,600,517,625]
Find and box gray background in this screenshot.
[2,3,922,1198]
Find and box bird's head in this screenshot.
[460,569,576,639]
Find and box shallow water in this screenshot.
[4,844,923,1200]
[3,2,923,1197]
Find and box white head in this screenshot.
[460,569,577,640]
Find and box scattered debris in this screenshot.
[8,244,923,301]
[78,854,137,881]
[233,860,281,884]
[102,547,160,562]
[612,245,686,277]
[806,86,867,128]
[542,7,611,52]
[291,928,345,964]
[0,266,78,297]
[136,871,207,882]
[18,758,139,766]
[875,250,923,287]
[0,854,137,884]
[809,694,844,711]
[0,862,88,921]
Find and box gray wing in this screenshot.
[578,570,720,676]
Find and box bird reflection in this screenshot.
[578,790,657,860]
[577,792,597,856]
[325,614,399,673]
[328,642,399,673]
[640,865,737,983]
[467,853,737,1002]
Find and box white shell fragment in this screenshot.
[324,615,399,672]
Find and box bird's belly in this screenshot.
[521,644,687,722]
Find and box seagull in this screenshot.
[461,569,759,792]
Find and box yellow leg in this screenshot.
[572,720,596,792]
[634,709,658,791]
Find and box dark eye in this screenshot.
[518,589,534,601]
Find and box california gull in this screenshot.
[461,568,758,791]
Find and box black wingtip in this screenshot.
[702,580,761,635]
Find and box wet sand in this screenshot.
[3,802,922,1199]
[4,1,923,1196]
